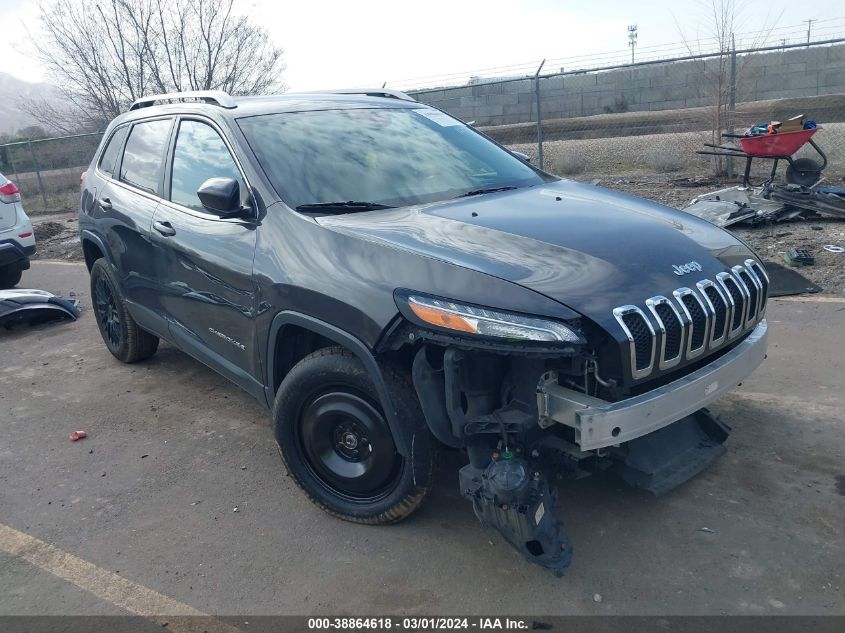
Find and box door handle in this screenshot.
[98,197,112,211]
[153,220,176,237]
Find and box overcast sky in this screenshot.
[2,0,844,91]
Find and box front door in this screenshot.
[151,118,260,395]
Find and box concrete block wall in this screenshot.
[409,44,845,126]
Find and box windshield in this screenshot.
[237,107,550,210]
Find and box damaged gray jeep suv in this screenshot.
[80,89,769,575]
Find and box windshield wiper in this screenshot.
[295,201,394,213]
[455,185,518,199]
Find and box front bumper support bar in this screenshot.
[537,320,768,450]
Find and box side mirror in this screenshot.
[512,151,531,163]
[197,177,241,217]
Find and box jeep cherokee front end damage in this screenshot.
[384,278,768,576]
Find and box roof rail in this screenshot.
[129,90,237,111]
[313,88,417,102]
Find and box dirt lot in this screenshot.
[30,212,81,261]
[1,262,844,618]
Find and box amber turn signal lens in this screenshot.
[403,292,584,343]
[408,302,477,333]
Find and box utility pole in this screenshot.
[628,25,638,64]
[804,19,816,46]
[534,59,546,170]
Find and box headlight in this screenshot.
[399,292,584,343]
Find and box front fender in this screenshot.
[264,311,411,456]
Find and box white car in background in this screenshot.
[0,171,35,288]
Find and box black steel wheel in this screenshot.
[297,389,402,502]
[273,346,435,524]
[94,274,121,348]
[89,259,159,363]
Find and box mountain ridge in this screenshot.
[0,72,61,137]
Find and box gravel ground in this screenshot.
[730,219,845,294]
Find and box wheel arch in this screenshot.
[265,311,411,456]
[80,230,112,271]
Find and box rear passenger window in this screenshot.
[120,119,172,194]
[170,120,242,211]
[98,126,128,177]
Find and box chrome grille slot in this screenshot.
[732,265,755,330]
[738,269,760,323]
[674,287,708,359]
[698,280,728,347]
[717,272,746,337]
[745,259,769,316]
[614,261,767,381]
[646,296,684,370]
[613,306,656,379]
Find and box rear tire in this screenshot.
[90,258,159,363]
[0,266,22,289]
[273,346,435,524]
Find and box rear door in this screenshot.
[151,117,260,394]
[96,118,174,330]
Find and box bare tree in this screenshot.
[22,0,285,133]
[675,0,779,175]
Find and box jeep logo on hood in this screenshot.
[672,261,703,276]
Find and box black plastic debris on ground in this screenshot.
[784,248,816,267]
[765,262,822,296]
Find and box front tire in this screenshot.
[273,347,435,524]
[0,266,22,289]
[90,258,159,363]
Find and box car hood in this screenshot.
[316,180,756,328]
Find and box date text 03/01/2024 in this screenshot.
[307,617,532,630]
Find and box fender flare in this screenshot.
[79,229,115,269]
[265,311,410,456]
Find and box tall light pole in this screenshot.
[804,19,816,46]
[628,25,638,64]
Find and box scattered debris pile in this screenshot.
[684,183,845,228]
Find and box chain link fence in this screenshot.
[0,132,103,215]
[406,40,845,188]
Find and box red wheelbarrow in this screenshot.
[697,127,827,187]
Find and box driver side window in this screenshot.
[170,120,242,211]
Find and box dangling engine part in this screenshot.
[459,454,572,576]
